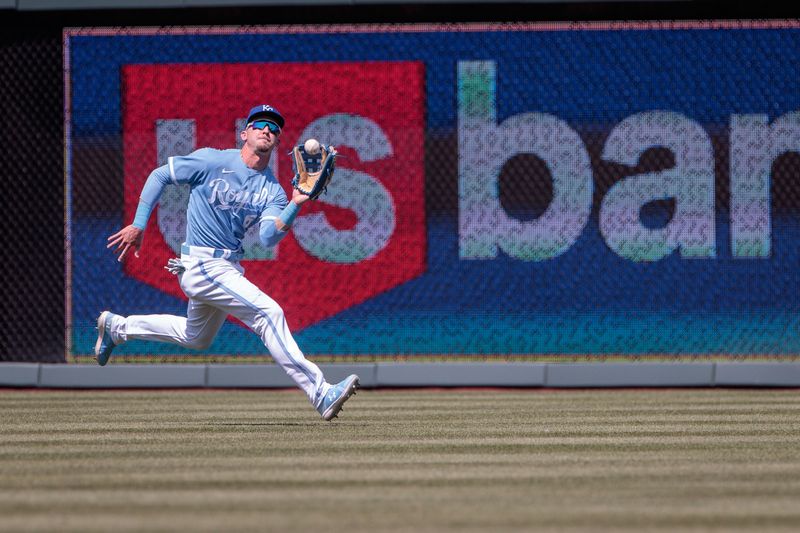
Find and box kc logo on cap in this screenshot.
[246,104,285,128]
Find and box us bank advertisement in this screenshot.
[66,22,800,360]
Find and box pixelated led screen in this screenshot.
[66,22,800,360]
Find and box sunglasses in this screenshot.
[248,119,281,135]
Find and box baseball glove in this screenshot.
[290,143,337,200]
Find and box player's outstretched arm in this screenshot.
[107,164,171,262]
[107,225,144,262]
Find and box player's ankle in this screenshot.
[109,314,128,344]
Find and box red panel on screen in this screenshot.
[122,62,426,330]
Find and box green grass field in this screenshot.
[2,388,800,532]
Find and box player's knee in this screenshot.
[266,306,288,331]
[256,302,285,324]
[249,306,285,335]
[183,332,214,351]
[271,305,285,321]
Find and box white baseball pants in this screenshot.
[119,253,329,408]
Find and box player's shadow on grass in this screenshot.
[207,421,318,427]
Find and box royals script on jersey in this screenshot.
[166,148,288,251]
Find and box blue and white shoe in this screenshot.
[94,311,119,366]
[317,374,359,421]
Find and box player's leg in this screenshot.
[95,254,230,365]
[194,258,357,414]
[125,300,227,349]
[94,301,226,365]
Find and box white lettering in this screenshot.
[458,61,592,260]
[208,178,230,206]
[456,60,781,263]
[730,112,800,258]
[600,111,715,261]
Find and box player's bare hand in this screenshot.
[291,188,311,206]
[107,225,144,262]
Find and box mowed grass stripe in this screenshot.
[1,389,799,532]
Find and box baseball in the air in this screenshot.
[304,138,321,155]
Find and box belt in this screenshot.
[181,243,243,262]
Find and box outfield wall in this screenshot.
[65,21,800,363]
[4,363,800,388]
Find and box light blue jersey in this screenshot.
[135,148,288,251]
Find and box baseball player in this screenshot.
[94,104,358,421]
